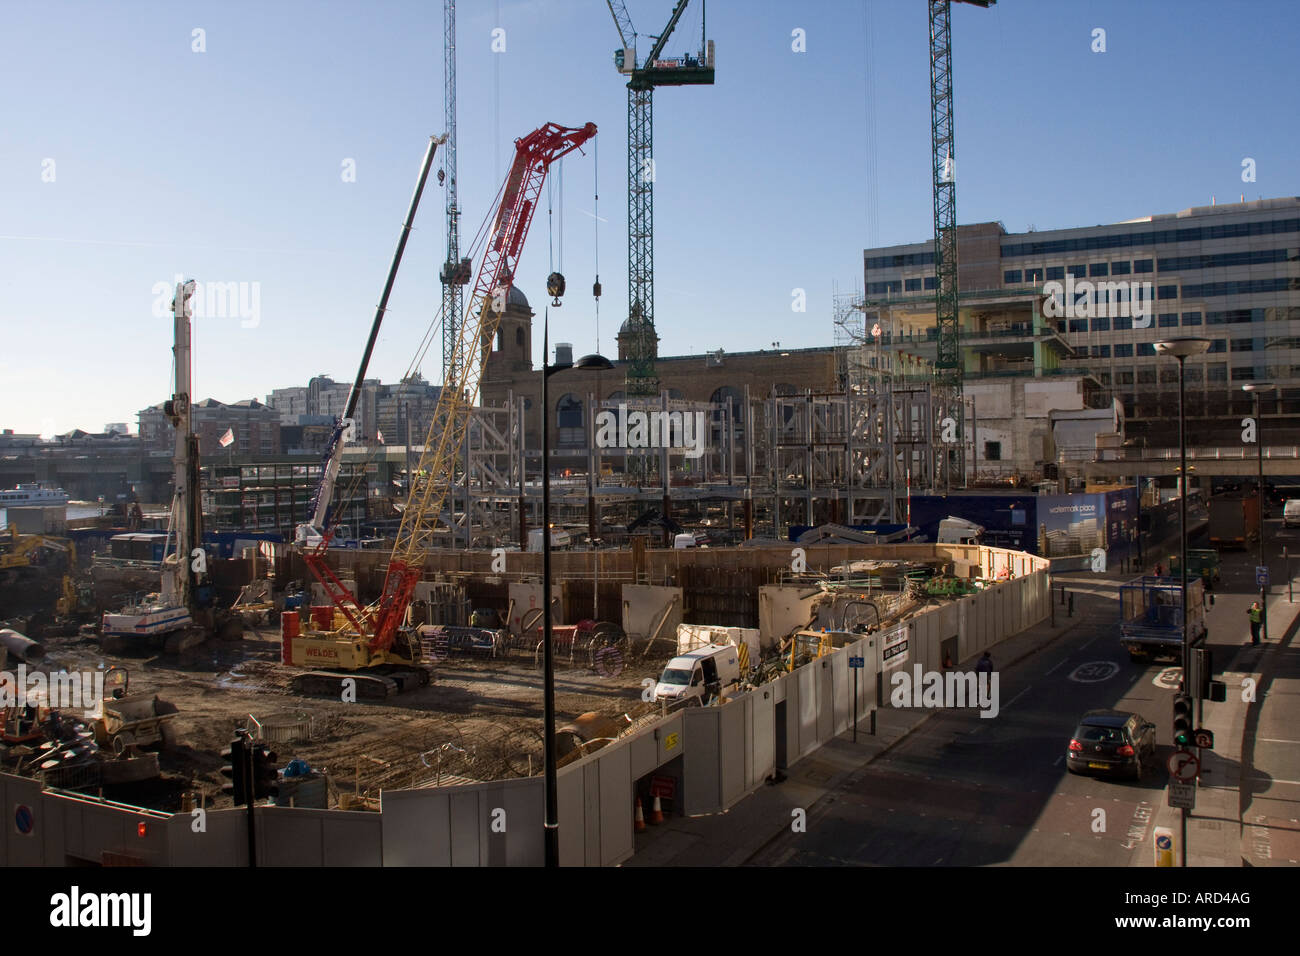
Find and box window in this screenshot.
[1067,264,1087,278]
[1232,338,1254,351]
[556,394,584,445]
[1117,370,1134,385]
[905,277,922,292]
[1160,367,1179,384]
[1138,368,1156,384]
[495,329,504,351]
[1182,311,1202,326]
[1091,316,1110,332]
[1089,262,1109,277]
[1138,343,1156,356]
[1207,363,1227,382]
[1025,267,1045,284]
[1003,270,1022,285]
[924,276,937,290]
[1158,285,1179,299]
[1091,344,1111,358]
[984,441,1001,461]
[1069,318,1087,332]
[1113,315,1133,331]
[1114,344,1134,357]
[516,328,525,347]
[998,217,1300,258]
[1046,266,1065,281]
[1158,313,1179,328]
[1112,260,1131,275]
[1234,366,1257,380]
[1183,366,1202,384]
[1098,372,1111,386]
[1056,321,1066,333]
[1134,259,1153,273]
[867,281,902,296]
[1208,339,1227,353]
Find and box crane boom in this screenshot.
[606,0,637,58]
[299,134,445,549]
[365,121,597,651]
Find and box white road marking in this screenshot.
[1002,686,1032,711]
[1054,755,1064,767]
[1259,738,1300,745]
[1045,658,1067,676]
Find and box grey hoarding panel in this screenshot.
[719,699,747,808]
[168,810,242,867]
[658,713,684,765]
[796,663,818,760]
[631,727,658,779]
[449,790,480,866]
[682,707,721,814]
[382,789,451,866]
[323,812,382,866]
[259,808,324,866]
[583,762,602,866]
[750,687,776,787]
[598,743,634,866]
[831,651,849,736]
[816,659,834,743]
[558,760,586,867]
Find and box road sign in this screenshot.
[13,804,33,836]
[1153,826,1175,867]
[849,656,864,669]
[1168,750,1200,782]
[1257,566,1269,588]
[880,624,909,672]
[649,775,677,799]
[1193,728,1214,750]
[1168,782,1196,809]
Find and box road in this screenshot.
[748,522,1299,867]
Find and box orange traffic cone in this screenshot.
[634,798,647,831]
[650,795,665,825]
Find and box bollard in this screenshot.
[1060,585,1066,606]
[1068,592,1075,618]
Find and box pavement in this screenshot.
[626,553,1300,868]
[624,587,1091,867]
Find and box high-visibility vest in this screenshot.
[1249,607,1262,623]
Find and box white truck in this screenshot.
[652,644,741,705]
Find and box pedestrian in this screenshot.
[976,651,993,674]
[1154,562,1164,577]
[1248,601,1262,645]
[943,651,954,670]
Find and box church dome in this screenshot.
[507,285,529,309]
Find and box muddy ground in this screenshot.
[33,625,670,812]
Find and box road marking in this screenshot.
[1248,777,1300,787]
[1054,755,1064,767]
[1259,738,1300,745]
[1045,658,1067,676]
[1079,635,1098,649]
[1069,661,1119,683]
[1002,686,1032,711]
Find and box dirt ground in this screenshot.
[34,623,670,811]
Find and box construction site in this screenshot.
[0,1,1172,867]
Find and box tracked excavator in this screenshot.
[284,122,597,699]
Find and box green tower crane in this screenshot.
[605,1,714,396]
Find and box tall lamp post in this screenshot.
[540,306,613,867]
[1155,337,1209,868]
[1243,382,1277,642]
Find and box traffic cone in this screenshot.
[634,798,647,832]
[650,795,665,825]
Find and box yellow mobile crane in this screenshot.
[284,122,598,699]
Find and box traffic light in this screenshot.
[1172,693,1193,747]
[220,736,249,806]
[251,744,280,800]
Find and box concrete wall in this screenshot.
[621,584,681,642]
[758,585,822,643]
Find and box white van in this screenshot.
[1284,499,1300,529]
[527,527,573,552]
[652,644,741,705]
[673,533,698,549]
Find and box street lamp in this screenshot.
[1155,336,1208,869]
[541,306,613,868]
[1243,382,1277,642]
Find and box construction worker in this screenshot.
[1248,601,1262,645]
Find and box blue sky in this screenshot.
[3,0,1297,436]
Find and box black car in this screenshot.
[1066,710,1157,780]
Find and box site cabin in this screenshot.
[527,528,573,552]
[653,644,741,705]
[1119,575,1207,663]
